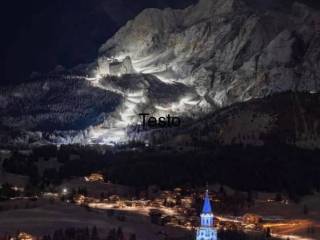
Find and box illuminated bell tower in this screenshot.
[196,190,217,240]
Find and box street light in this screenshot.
[62,188,68,195]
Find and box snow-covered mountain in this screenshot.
[98,0,320,107]
[1,0,320,147]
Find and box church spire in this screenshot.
[202,189,213,214]
[196,189,217,240]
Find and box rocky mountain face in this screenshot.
[98,0,320,107]
[1,0,320,148]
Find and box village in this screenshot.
[0,172,319,240]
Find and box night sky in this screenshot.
[1,0,319,86]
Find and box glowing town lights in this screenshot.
[17,232,34,240]
[85,173,104,182]
[272,234,315,240]
[62,188,68,195]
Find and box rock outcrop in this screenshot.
[99,0,320,107]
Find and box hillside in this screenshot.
[137,92,320,149]
[1,0,320,147]
[98,0,320,108]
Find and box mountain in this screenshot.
[0,76,122,146]
[0,73,197,146]
[136,91,320,149]
[98,0,320,108]
[1,0,320,148]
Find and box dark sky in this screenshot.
[1,0,319,86]
[0,0,195,86]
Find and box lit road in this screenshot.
[263,220,318,240]
[86,199,320,240]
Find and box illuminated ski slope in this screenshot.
[82,53,205,146]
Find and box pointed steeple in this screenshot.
[202,189,212,214]
[197,189,217,240]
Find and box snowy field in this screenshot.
[0,201,188,240]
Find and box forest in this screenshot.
[2,143,320,201]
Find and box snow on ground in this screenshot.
[249,193,320,240]
[0,201,188,240]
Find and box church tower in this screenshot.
[196,190,217,240]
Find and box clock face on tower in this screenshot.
[196,190,218,240]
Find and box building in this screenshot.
[84,173,104,182]
[17,232,34,240]
[196,190,218,240]
[243,213,262,225]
